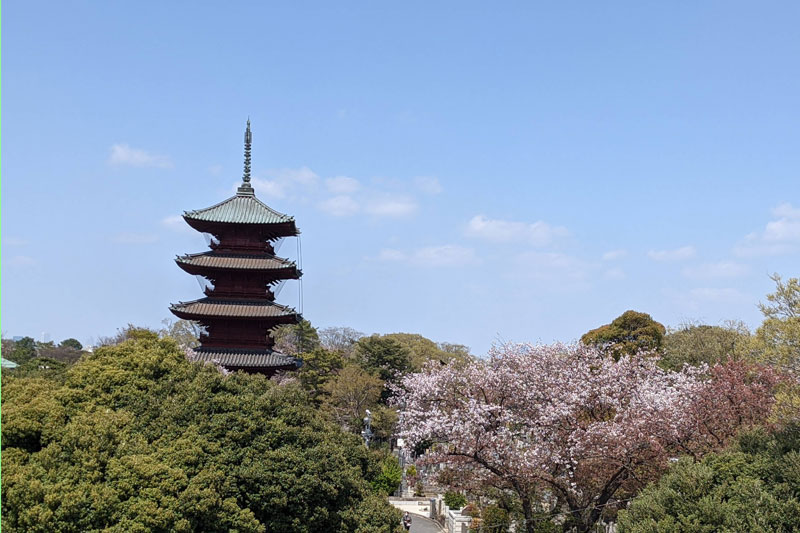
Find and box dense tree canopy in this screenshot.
[1,335,402,533]
[618,426,800,532]
[581,311,666,359]
[660,322,751,371]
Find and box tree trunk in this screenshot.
[521,493,536,533]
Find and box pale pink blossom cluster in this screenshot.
[395,343,707,530]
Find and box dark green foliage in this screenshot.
[355,335,413,383]
[581,310,666,359]
[481,505,510,533]
[618,425,800,532]
[298,347,345,401]
[1,335,402,532]
[59,338,83,351]
[8,336,36,364]
[444,491,467,509]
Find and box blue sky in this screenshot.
[3,2,799,354]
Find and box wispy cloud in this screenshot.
[734,203,800,257]
[325,176,360,195]
[466,215,569,246]
[682,261,749,280]
[604,267,626,280]
[513,251,592,283]
[250,166,320,199]
[319,195,360,217]
[112,232,159,244]
[647,245,696,261]
[377,245,477,267]
[602,249,627,261]
[364,195,418,217]
[4,237,28,246]
[109,144,173,168]
[161,215,193,233]
[7,255,37,267]
[414,176,443,195]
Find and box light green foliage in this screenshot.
[581,310,666,360]
[382,333,471,370]
[372,454,403,496]
[322,364,384,432]
[660,321,751,371]
[159,319,201,349]
[1,335,401,532]
[618,426,800,532]
[754,274,800,372]
[444,491,467,509]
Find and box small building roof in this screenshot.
[189,348,300,369]
[176,252,298,272]
[2,357,19,369]
[170,298,298,319]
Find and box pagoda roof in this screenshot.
[170,298,298,319]
[184,193,295,225]
[189,348,300,369]
[176,252,297,272]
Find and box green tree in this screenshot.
[754,274,800,372]
[383,333,471,370]
[618,426,800,532]
[8,336,36,364]
[660,321,751,371]
[160,319,201,349]
[372,454,403,496]
[58,338,83,351]
[272,320,321,355]
[322,364,384,432]
[581,310,666,359]
[1,335,401,533]
[297,347,344,401]
[354,335,413,383]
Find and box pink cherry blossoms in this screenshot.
[394,342,777,533]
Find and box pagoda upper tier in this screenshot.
[169,120,303,375]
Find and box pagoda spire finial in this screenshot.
[238,118,255,196]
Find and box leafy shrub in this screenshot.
[444,491,467,510]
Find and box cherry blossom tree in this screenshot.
[395,343,705,533]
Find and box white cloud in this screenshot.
[112,232,158,244]
[466,215,569,246]
[325,176,360,195]
[682,261,749,280]
[7,255,37,267]
[365,196,418,217]
[377,249,407,262]
[376,245,477,267]
[109,144,172,168]
[414,176,443,195]
[604,267,626,280]
[413,245,477,266]
[647,246,696,261]
[249,166,320,199]
[514,251,591,282]
[734,203,800,257]
[319,195,360,217]
[161,215,192,233]
[602,249,627,261]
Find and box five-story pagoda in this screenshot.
[170,121,302,374]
